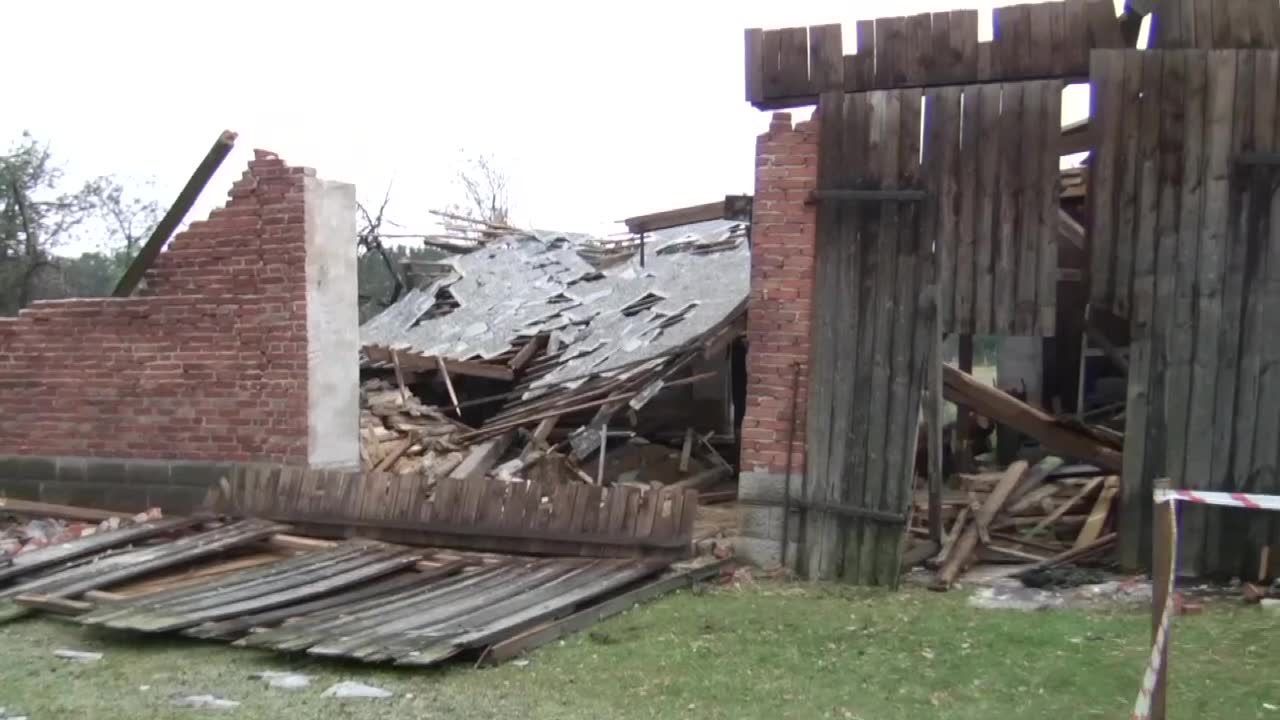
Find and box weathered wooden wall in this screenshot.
[1149,0,1280,50]
[745,1,1124,109]
[926,80,1064,336]
[1090,49,1280,576]
[803,88,933,585]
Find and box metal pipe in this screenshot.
[780,361,802,569]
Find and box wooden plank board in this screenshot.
[808,24,843,92]
[994,82,1024,334]
[856,89,904,585]
[875,17,907,89]
[744,29,764,103]
[1181,50,1237,575]
[777,27,811,97]
[932,86,962,331]
[1114,52,1145,317]
[1028,2,1055,78]
[1090,50,1123,309]
[930,12,953,85]
[951,10,980,82]
[1015,80,1044,335]
[1037,80,1063,335]
[848,20,876,92]
[974,83,1001,334]
[905,13,933,87]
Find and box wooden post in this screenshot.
[955,334,975,472]
[927,330,945,544]
[113,131,238,296]
[1151,478,1174,720]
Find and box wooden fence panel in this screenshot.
[1099,49,1280,576]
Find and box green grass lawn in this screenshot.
[0,582,1275,719]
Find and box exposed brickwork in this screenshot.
[739,112,819,476]
[0,151,317,464]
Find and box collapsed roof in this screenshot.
[360,219,750,401]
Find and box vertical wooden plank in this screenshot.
[1182,50,1237,575]
[808,24,844,93]
[977,42,994,82]
[1121,52,1166,569]
[1207,50,1254,576]
[876,17,908,89]
[1085,0,1124,49]
[877,87,924,587]
[801,92,844,579]
[950,9,980,82]
[1064,0,1091,71]
[1005,4,1034,78]
[1048,0,1069,77]
[930,12,953,84]
[1089,50,1123,309]
[991,6,1013,79]
[932,86,963,332]
[856,89,903,585]
[974,83,1001,334]
[847,20,876,92]
[1028,2,1055,78]
[1114,52,1146,317]
[905,13,933,86]
[1226,0,1257,48]
[841,92,880,582]
[1163,50,1209,569]
[744,28,764,104]
[1037,80,1063,336]
[956,86,979,334]
[778,28,811,97]
[994,82,1024,334]
[1015,80,1045,335]
[761,30,784,98]
[1210,0,1234,48]
[1239,51,1279,573]
[820,93,864,579]
[1193,0,1215,49]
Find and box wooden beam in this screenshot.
[113,131,237,296]
[0,497,140,522]
[438,356,462,417]
[1060,118,1094,155]
[623,201,727,234]
[448,432,515,482]
[363,345,515,381]
[942,364,1123,471]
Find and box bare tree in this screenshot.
[451,154,509,225]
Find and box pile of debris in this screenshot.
[358,379,469,477]
[1,507,163,559]
[357,213,749,495]
[916,457,1119,589]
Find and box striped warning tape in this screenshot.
[1130,498,1179,720]
[1132,484,1280,718]
[1152,487,1280,511]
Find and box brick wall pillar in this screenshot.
[737,112,819,567]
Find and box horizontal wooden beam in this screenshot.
[809,189,927,203]
[623,200,727,235]
[362,345,515,381]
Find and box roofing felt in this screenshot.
[360,219,749,397]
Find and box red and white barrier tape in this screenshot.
[1132,484,1280,718]
[1153,487,1280,511]
[1130,499,1179,720]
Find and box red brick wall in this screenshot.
[0,150,314,463]
[740,112,819,476]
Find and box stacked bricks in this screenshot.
[0,151,314,464]
[737,112,820,567]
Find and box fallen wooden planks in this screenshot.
[942,363,1123,470]
[0,516,201,585]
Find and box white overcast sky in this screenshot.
[2,0,1122,255]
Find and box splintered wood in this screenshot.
[360,379,469,478]
[917,458,1121,589]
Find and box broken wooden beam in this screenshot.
[448,432,515,482]
[942,364,1123,471]
[113,130,237,296]
[934,460,1028,589]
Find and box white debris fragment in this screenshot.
[171,695,241,710]
[252,671,313,690]
[511,659,531,667]
[54,649,103,662]
[322,681,394,699]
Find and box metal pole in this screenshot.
[780,361,802,569]
[1151,478,1174,720]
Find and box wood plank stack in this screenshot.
[916,458,1120,588]
[359,379,468,478]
